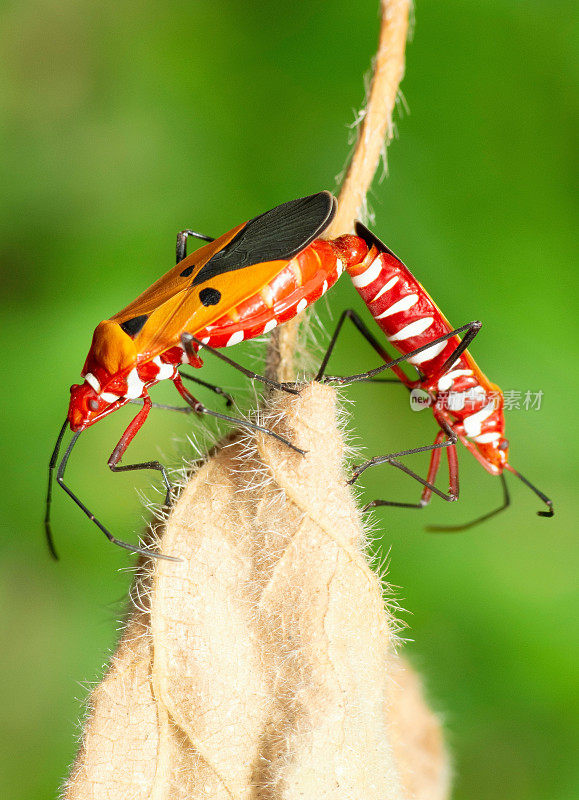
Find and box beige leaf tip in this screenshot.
[63,382,449,800]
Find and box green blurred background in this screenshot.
[1,1,576,797]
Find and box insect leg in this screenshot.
[316,308,416,386]
[426,474,511,532]
[352,421,459,508]
[505,464,553,518]
[181,333,300,395]
[130,389,232,413]
[173,373,306,455]
[108,395,173,506]
[176,229,215,263]
[323,321,482,384]
[179,371,234,407]
[437,320,483,375]
[130,375,235,411]
[55,429,180,561]
[130,398,193,413]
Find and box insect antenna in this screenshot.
[48,423,181,562]
[45,418,69,560]
[426,474,511,533]
[505,464,554,518]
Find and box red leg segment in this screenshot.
[107,395,172,505]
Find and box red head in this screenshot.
[67,377,127,432]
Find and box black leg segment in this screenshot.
[323,321,482,385]
[354,420,460,511]
[176,229,215,263]
[316,308,417,383]
[426,474,511,532]
[173,373,305,455]
[181,333,300,395]
[108,458,172,507]
[180,370,234,407]
[55,432,180,561]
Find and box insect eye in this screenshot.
[199,287,221,306]
[498,438,509,451]
[88,399,99,412]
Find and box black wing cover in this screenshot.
[192,191,337,286]
[354,221,405,265]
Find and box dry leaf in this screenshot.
[63,383,448,800]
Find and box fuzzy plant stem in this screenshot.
[266,0,411,383]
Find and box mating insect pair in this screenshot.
[45,192,553,561]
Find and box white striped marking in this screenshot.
[407,340,447,365]
[201,336,210,345]
[375,293,419,319]
[437,368,474,392]
[226,330,244,347]
[473,432,501,444]
[464,401,496,438]
[263,319,277,334]
[101,392,119,404]
[322,280,328,294]
[371,275,399,303]
[448,388,486,411]
[351,254,382,288]
[85,373,100,393]
[466,387,487,406]
[296,298,308,314]
[153,356,175,381]
[335,258,344,276]
[388,316,434,342]
[124,368,145,399]
[447,391,466,411]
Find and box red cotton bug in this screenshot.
[45,192,552,561]
[45,193,344,560]
[315,223,554,528]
